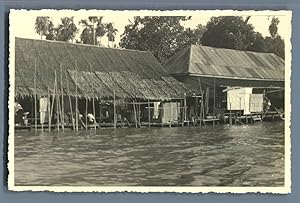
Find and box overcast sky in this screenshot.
[11,10,289,47]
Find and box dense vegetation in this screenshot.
[35,15,285,62]
[35,16,118,47]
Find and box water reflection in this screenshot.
[14,122,284,186]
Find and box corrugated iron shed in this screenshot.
[163,44,285,81]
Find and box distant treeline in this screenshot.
[35,16,285,62]
[35,16,118,48]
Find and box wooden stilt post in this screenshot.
[34,58,37,131]
[65,70,75,130]
[113,90,116,129]
[184,93,187,126]
[184,93,187,122]
[55,71,59,132]
[161,103,163,127]
[244,96,250,124]
[56,85,60,132]
[205,87,209,116]
[199,100,202,127]
[249,95,252,123]
[198,78,202,127]
[133,100,137,128]
[41,101,44,133]
[229,102,232,126]
[75,62,79,131]
[239,97,242,124]
[148,99,150,128]
[48,88,51,131]
[68,95,75,130]
[99,101,102,129]
[234,112,237,124]
[200,93,204,127]
[195,96,198,126]
[31,98,34,130]
[137,102,140,127]
[49,80,56,132]
[169,102,172,128]
[85,97,88,130]
[93,98,96,130]
[138,102,141,126]
[75,95,78,131]
[60,64,64,131]
[213,78,216,127]
[57,94,63,129]
[176,102,179,126]
[181,100,184,127]
[201,98,204,127]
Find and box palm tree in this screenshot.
[45,21,57,40]
[79,17,106,45]
[79,19,93,44]
[105,23,118,47]
[88,16,99,45]
[56,17,78,42]
[269,17,280,38]
[34,17,52,39]
[95,18,106,46]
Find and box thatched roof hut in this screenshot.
[163,44,285,88]
[15,37,195,100]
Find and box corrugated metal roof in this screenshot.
[164,45,285,81]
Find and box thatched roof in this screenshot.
[15,37,195,100]
[163,44,285,82]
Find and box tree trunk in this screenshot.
[93,22,96,45]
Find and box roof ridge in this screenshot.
[193,44,282,57]
[164,44,284,81]
[15,37,149,54]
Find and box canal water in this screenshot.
[14,122,285,187]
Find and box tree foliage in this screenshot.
[35,17,77,42]
[34,17,52,39]
[248,17,284,59]
[269,17,280,38]
[105,22,118,47]
[119,16,205,63]
[55,17,78,42]
[201,16,285,59]
[79,19,94,45]
[34,15,284,60]
[264,36,285,59]
[79,17,106,45]
[266,17,284,59]
[201,16,256,50]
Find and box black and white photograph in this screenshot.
[8,10,291,193]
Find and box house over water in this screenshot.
[163,44,285,122]
[14,37,198,129]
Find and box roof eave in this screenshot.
[172,72,285,82]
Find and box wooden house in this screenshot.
[14,38,198,130]
[163,44,285,122]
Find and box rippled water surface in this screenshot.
[14,122,285,186]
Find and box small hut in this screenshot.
[163,44,285,123]
[14,38,198,130]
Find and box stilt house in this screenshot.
[14,38,198,129]
[163,44,285,122]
